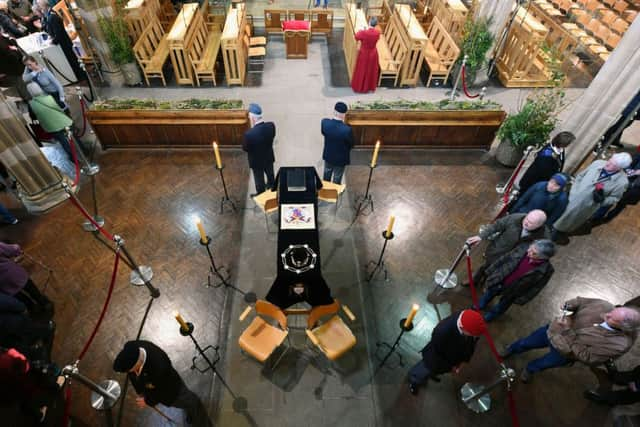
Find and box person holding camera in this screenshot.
[552,152,631,239]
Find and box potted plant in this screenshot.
[454,18,494,86]
[494,88,566,166]
[98,12,142,85]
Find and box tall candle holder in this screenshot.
[354,164,376,218]
[216,165,237,214]
[366,230,394,282]
[375,317,414,369]
[200,235,256,303]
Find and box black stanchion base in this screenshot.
[366,260,389,282]
[190,344,221,374]
[354,194,374,217]
[205,265,232,288]
[374,341,404,368]
[220,196,238,214]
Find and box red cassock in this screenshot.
[351,27,380,93]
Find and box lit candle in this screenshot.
[371,140,381,168]
[174,312,189,332]
[212,141,222,169]
[404,304,419,328]
[194,216,207,243]
[385,215,395,238]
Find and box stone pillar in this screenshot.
[476,0,516,44]
[558,17,640,173]
[0,95,69,213]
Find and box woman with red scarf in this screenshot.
[351,17,380,93]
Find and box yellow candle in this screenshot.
[371,140,381,168]
[212,141,222,169]
[174,312,189,331]
[194,216,207,243]
[385,215,395,238]
[404,304,419,328]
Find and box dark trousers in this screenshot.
[478,286,511,321]
[603,186,640,222]
[15,279,49,311]
[596,389,640,406]
[170,379,211,427]
[252,163,275,194]
[508,325,570,373]
[408,359,432,386]
[323,161,345,184]
[51,131,73,160]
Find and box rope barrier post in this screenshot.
[62,364,121,427]
[113,235,160,298]
[66,127,100,176]
[79,60,99,102]
[479,87,487,100]
[433,243,470,290]
[447,54,467,101]
[495,145,534,195]
[460,364,517,413]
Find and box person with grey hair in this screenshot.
[22,55,67,111]
[477,239,556,322]
[242,103,276,197]
[553,152,631,239]
[351,16,380,93]
[503,297,640,384]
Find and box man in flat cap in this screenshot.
[113,340,210,426]
[243,103,276,197]
[321,102,354,184]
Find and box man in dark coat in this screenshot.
[113,340,211,426]
[478,240,555,322]
[0,293,54,361]
[518,131,575,194]
[601,90,640,148]
[242,103,276,197]
[511,173,569,224]
[408,310,486,395]
[321,101,354,184]
[584,365,640,405]
[466,210,550,286]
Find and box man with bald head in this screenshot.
[465,210,550,286]
[503,298,640,383]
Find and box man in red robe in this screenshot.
[351,17,380,93]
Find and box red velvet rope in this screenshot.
[73,98,88,138]
[62,386,72,427]
[77,250,120,360]
[67,133,81,187]
[461,65,480,99]
[502,155,528,204]
[465,252,520,427]
[66,193,115,241]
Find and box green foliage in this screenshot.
[98,15,135,66]
[496,89,566,149]
[459,18,494,73]
[350,99,502,111]
[92,98,244,110]
[540,43,566,86]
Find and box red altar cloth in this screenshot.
[351,27,380,93]
[282,20,311,31]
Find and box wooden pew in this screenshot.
[422,16,460,87]
[264,9,287,35]
[310,9,333,36]
[133,18,170,86]
[188,17,221,86]
[367,0,393,33]
[377,17,408,86]
[221,3,248,86]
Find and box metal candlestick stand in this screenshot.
[433,243,470,290]
[366,231,394,282]
[216,165,237,214]
[62,364,121,427]
[354,165,376,217]
[460,364,516,413]
[200,236,256,303]
[375,318,414,369]
[178,323,248,413]
[114,235,160,298]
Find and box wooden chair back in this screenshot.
[307,299,340,329]
[264,9,287,33]
[265,197,278,213]
[426,16,460,66]
[318,188,339,203]
[288,9,310,21]
[133,19,165,65]
[256,300,288,330]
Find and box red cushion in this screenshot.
[282,20,310,31]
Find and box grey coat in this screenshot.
[479,213,550,263]
[553,160,628,232]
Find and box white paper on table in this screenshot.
[280,204,316,230]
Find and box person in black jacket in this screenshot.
[243,103,276,197]
[113,340,210,426]
[0,0,26,38]
[584,365,640,406]
[321,101,354,184]
[478,240,555,322]
[517,131,576,194]
[408,310,487,395]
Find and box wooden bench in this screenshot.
[188,23,221,86]
[367,0,393,33]
[264,9,287,35]
[159,0,176,30]
[288,9,311,22]
[310,9,333,35]
[422,16,460,87]
[377,19,408,86]
[133,19,170,86]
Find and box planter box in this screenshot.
[87,109,249,149]
[345,109,506,149]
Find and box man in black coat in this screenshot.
[321,101,354,184]
[584,365,640,406]
[243,103,276,197]
[113,340,210,426]
[478,239,555,322]
[518,131,575,194]
[408,310,486,395]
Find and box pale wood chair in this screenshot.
[244,34,266,73]
[238,300,290,368]
[306,299,357,361]
[253,190,278,232]
[319,180,345,217]
[245,24,267,47]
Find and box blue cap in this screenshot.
[550,173,567,188]
[369,17,378,27]
[334,102,348,114]
[248,103,262,115]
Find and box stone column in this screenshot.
[558,16,640,173]
[476,0,516,44]
[0,95,69,213]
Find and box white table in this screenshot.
[16,32,78,84]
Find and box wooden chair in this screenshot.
[253,190,278,232]
[594,25,611,42]
[133,19,170,86]
[310,9,333,36]
[306,300,357,361]
[623,10,637,24]
[610,18,629,34]
[244,34,266,73]
[318,187,340,218]
[600,9,618,26]
[604,32,621,49]
[377,23,408,87]
[264,9,287,35]
[245,24,266,47]
[238,300,290,368]
[423,16,460,87]
[613,0,628,14]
